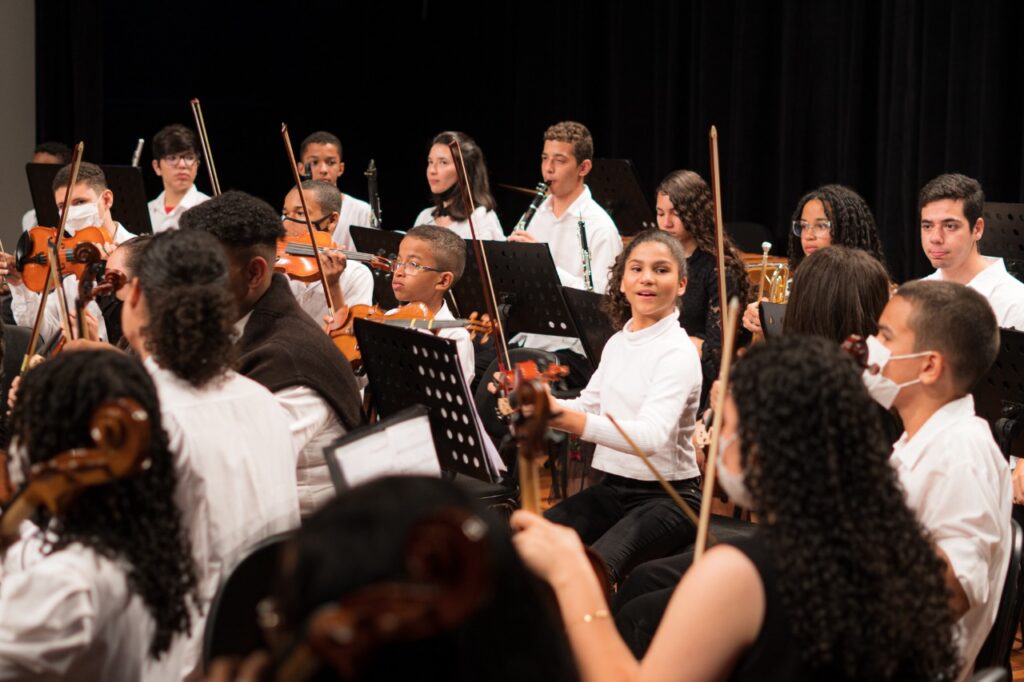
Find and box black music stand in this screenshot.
[973,327,1024,460]
[588,159,656,235]
[349,225,402,309]
[354,318,504,483]
[26,163,153,235]
[559,286,614,370]
[451,241,578,339]
[759,301,786,339]
[982,203,1024,282]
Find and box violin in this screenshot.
[74,242,127,341]
[15,225,114,293]
[0,399,151,540]
[331,303,493,369]
[275,233,391,281]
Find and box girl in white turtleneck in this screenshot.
[542,229,703,585]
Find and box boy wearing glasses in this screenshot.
[920,173,1024,330]
[390,224,475,383]
[280,180,373,324]
[148,124,210,233]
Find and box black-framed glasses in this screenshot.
[162,153,198,166]
[281,214,330,228]
[390,259,444,274]
[791,219,832,237]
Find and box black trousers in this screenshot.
[544,472,702,585]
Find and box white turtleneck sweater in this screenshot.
[557,309,702,481]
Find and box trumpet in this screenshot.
[763,263,791,303]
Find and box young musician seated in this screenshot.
[297,130,373,250]
[3,162,138,342]
[512,336,960,682]
[919,173,1024,329]
[413,131,504,241]
[180,191,364,518]
[120,228,301,676]
[742,183,886,335]
[508,120,623,386]
[865,280,1011,677]
[0,350,198,681]
[207,477,578,682]
[147,124,210,233]
[538,230,702,585]
[655,170,751,405]
[21,141,71,232]
[281,179,374,323]
[390,225,475,383]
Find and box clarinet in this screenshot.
[513,181,549,232]
[365,159,382,228]
[578,212,594,292]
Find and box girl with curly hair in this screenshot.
[123,228,301,677]
[743,184,888,335]
[543,229,703,586]
[0,350,198,681]
[413,131,504,241]
[513,335,960,682]
[653,170,752,405]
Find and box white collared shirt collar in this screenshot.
[891,394,975,471]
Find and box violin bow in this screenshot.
[21,142,84,374]
[605,414,712,541]
[694,297,740,561]
[281,124,337,320]
[448,140,511,375]
[190,98,222,196]
[47,240,74,343]
[708,126,729,332]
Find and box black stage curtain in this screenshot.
[35,0,1024,282]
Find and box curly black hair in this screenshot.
[787,184,887,273]
[136,229,236,387]
[729,336,959,680]
[11,351,198,658]
[601,229,688,330]
[179,189,284,254]
[656,169,752,304]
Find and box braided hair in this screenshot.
[787,184,886,272]
[730,336,959,680]
[136,229,236,387]
[11,351,198,657]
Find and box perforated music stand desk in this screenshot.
[26,163,153,234]
[354,318,500,483]
[973,327,1024,460]
[982,203,1024,281]
[559,286,614,370]
[349,225,401,310]
[451,241,578,339]
[588,159,656,235]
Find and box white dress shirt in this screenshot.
[385,301,475,384]
[275,385,346,517]
[557,310,701,481]
[0,540,184,681]
[20,209,36,232]
[147,185,210,234]
[890,394,1012,678]
[10,223,137,343]
[332,193,374,251]
[514,185,621,354]
[145,358,301,678]
[926,257,1024,330]
[287,261,375,324]
[413,205,505,241]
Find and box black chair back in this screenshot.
[974,518,1023,671]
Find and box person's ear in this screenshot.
[247,257,270,290]
[578,158,592,178]
[337,161,345,178]
[677,275,688,298]
[973,217,985,243]
[151,159,161,177]
[326,211,340,232]
[437,271,454,291]
[918,351,944,387]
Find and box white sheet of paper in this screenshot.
[330,414,441,488]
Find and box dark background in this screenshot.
[36,0,1024,282]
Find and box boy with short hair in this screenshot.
[148,123,210,233]
[280,180,374,323]
[22,141,71,232]
[920,172,1024,329]
[297,131,373,250]
[869,279,1010,677]
[390,224,474,382]
[508,121,622,384]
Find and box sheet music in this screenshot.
[329,414,441,489]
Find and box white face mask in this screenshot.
[61,201,103,236]
[716,433,754,510]
[861,335,931,410]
